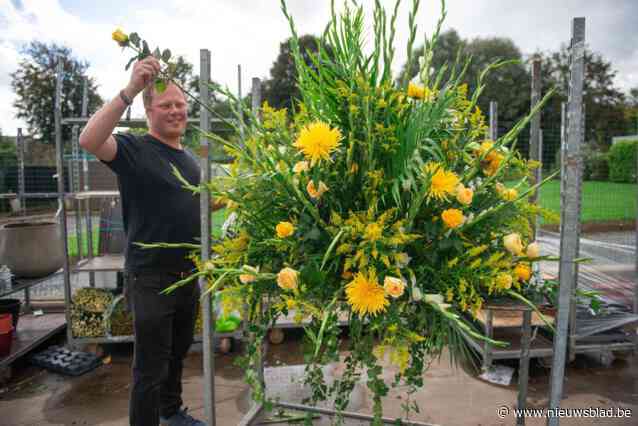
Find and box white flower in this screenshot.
[412,287,423,302]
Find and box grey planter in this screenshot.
[0,221,64,278]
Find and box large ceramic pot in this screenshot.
[0,221,64,278]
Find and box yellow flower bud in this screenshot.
[306,180,329,199]
[275,221,295,238]
[407,82,425,99]
[526,242,540,259]
[441,208,466,229]
[239,274,256,284]
[456,184,474,205]
[502,188,518,201]
[293,161,309,174]
[383,276,405,298]
[277,267,298,291]
[503,233,524,256]
[111,28,129,46]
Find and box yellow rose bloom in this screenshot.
[503,233,524,256]
[293,121,342,166]
[407,82,425,99]
[514,263,532,282]
[526,242,540,259]
[293,161,309,174]
[277,267,298,291]
[276,221,295,238]
[456,184,474,205]
[383,276,405,298]
[496,273,513,290]
[307,180,329,199]
[346,270,388,316]
[111,28,129,46]
[441,208,466,229]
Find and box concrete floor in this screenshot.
[1,332,637,426]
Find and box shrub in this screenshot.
[608,140,638,183]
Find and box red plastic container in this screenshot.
[0,329,13,357]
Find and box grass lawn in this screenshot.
[510,180,636,224]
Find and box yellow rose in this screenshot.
[277,267,298,291]
[441,208,466,229]
[111,28,129,46]
[307,180,329,199]
[526,242,540,259]
[456,184,474,205]
[496,273,513,290]
[503,233,524,256]
[276,221,295,238]
[514,263,532,282]
[293,161,309,174]
[383,276,405,298]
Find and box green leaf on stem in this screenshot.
[155,79,167,93]
[129,32,141,48]
[161,48,172,62]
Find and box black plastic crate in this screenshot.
[30,345,102,376]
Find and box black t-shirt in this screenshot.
[102,133,200,273]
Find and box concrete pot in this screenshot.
[0,221,64,278]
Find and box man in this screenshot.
[79,56,207,426]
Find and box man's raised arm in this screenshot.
[79,57,160,162]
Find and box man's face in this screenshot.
[146,84,188,139]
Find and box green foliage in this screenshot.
[608,140,638,183]
[10,41,103,143]
[583,147,609,181]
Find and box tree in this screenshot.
[538,46,631,149]
[399,30,531,131]
[262,34,327,112]
[10,41,103,144]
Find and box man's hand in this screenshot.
[124,56,161,99]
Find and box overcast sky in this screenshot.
[1,0,637,135]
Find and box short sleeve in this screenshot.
[101,133,140,175]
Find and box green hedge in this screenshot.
[608,140,638,183]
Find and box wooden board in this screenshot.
[476,308,554,328]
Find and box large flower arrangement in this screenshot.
[115,0,559,423]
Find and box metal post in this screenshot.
[238,65,244,140]
[483,309,493,369]
[55,60,74,348]
[635,150,638,317]
[489,101,498,141]
[16,128,25,215]
[71,125,82,255]
[548,18,585,426]
[81,78,95,284]
[516,310,532,426]
[529,58,542,236]
[199,49,216,426]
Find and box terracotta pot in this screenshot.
[0,221,64,278]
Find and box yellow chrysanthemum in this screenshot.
[441,208,465,229]
[424,163,460,200]
[293,121,342,165]
[112,28,129,46]
[514,263,532,282]
[363,222,383,242]
[346,271,388,317]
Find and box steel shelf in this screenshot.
[0,312,66,369]
[0,270,63,299]
[73,255,124,272]
[463,328,554,360]
[69,330,243,345]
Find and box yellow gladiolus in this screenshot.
[456,184,474,205]
[407,82,425,99]
[293,161,309,174]
[307,180,329,199]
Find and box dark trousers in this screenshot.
[125,271,200,426]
